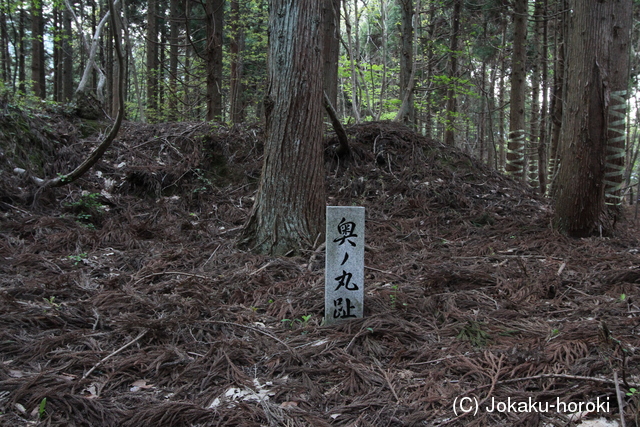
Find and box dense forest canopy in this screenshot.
[2,0,640,206]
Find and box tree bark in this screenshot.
[30,0,46,99]
[168,0,180,120]
[17,8,25,94]
[146,0,158,117]
[548,0,567,195]
[229,0,244,123]
[322,0,340,110]
[443,0,460,145]
[342,0,360,123]
[554,0,632,236]
[397,0,415,126]
[242,0,325,256]
[537,0,549,194]
[528,0,543,190]
[506,0,527,180]
[205,0,223,121]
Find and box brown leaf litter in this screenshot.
[1,117,640,426]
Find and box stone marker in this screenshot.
[325,206,365,325]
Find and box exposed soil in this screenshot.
[1,113,640,426]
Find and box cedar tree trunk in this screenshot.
[554,0,632,236]
[242,0,325,256]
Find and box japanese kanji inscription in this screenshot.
[325,206,364,325]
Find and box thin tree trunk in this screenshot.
[342,0,360,123]
[497,15,507,171]
[322,0,340,110]
[538,0,549,194]
[146,0,158,117]
[506,0,527,180]
[40,0,125,190]
[397,0,415,125]
[528,0,543,190]
[31,0,45,98]
[229,0,244,123]
[376,0,388,121]
[205,0,223,121]
[17,8,25,94]
[444,0,461,145]
[549,0,567,195]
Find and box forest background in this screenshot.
[4,0,640,201]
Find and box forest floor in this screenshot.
[1,108,640,426]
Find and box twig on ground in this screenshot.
[82,329,148,379]
[132,271,208,285]
[205,320,302,362]
[614,371,627,427]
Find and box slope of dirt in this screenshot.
[1,117,640,426]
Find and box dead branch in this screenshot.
[38,0,125,191]
[324,91,350,156]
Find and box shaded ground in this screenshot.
[1,111,640,426]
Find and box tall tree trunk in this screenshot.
[168,0,180,120]
[443,0,461,145]
[205,0,223,121]
[423,2,437,139]
[17,8,25,94]
[554,0,632,236]
[506,0,527,180]
[537,0,549,194]
[528,0,543,191]
[229,0,244,123]
[31,0,46,98]
[52,6,61,101]
[242,0,325,256]
[322,0,340,110]
[397,0,414,125]
[342,0,360,122]
[549,0,567,195]
[376,0,388,121]
[62,7,73,101]
[0,6,9,84]
[497,13,507,170]
[146,0,159,118]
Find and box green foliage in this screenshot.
[64,193,105,228]
[67,253,88,266]
[38,397,47,419]
[456,320,491,347]
[281,314,313,329]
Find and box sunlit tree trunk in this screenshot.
[242,0,325,256]
[554,0,632,236]
[537,0,549,194]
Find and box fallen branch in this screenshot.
[37,0,125,191]
[323,91,350,156]
[82,329,148,379]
